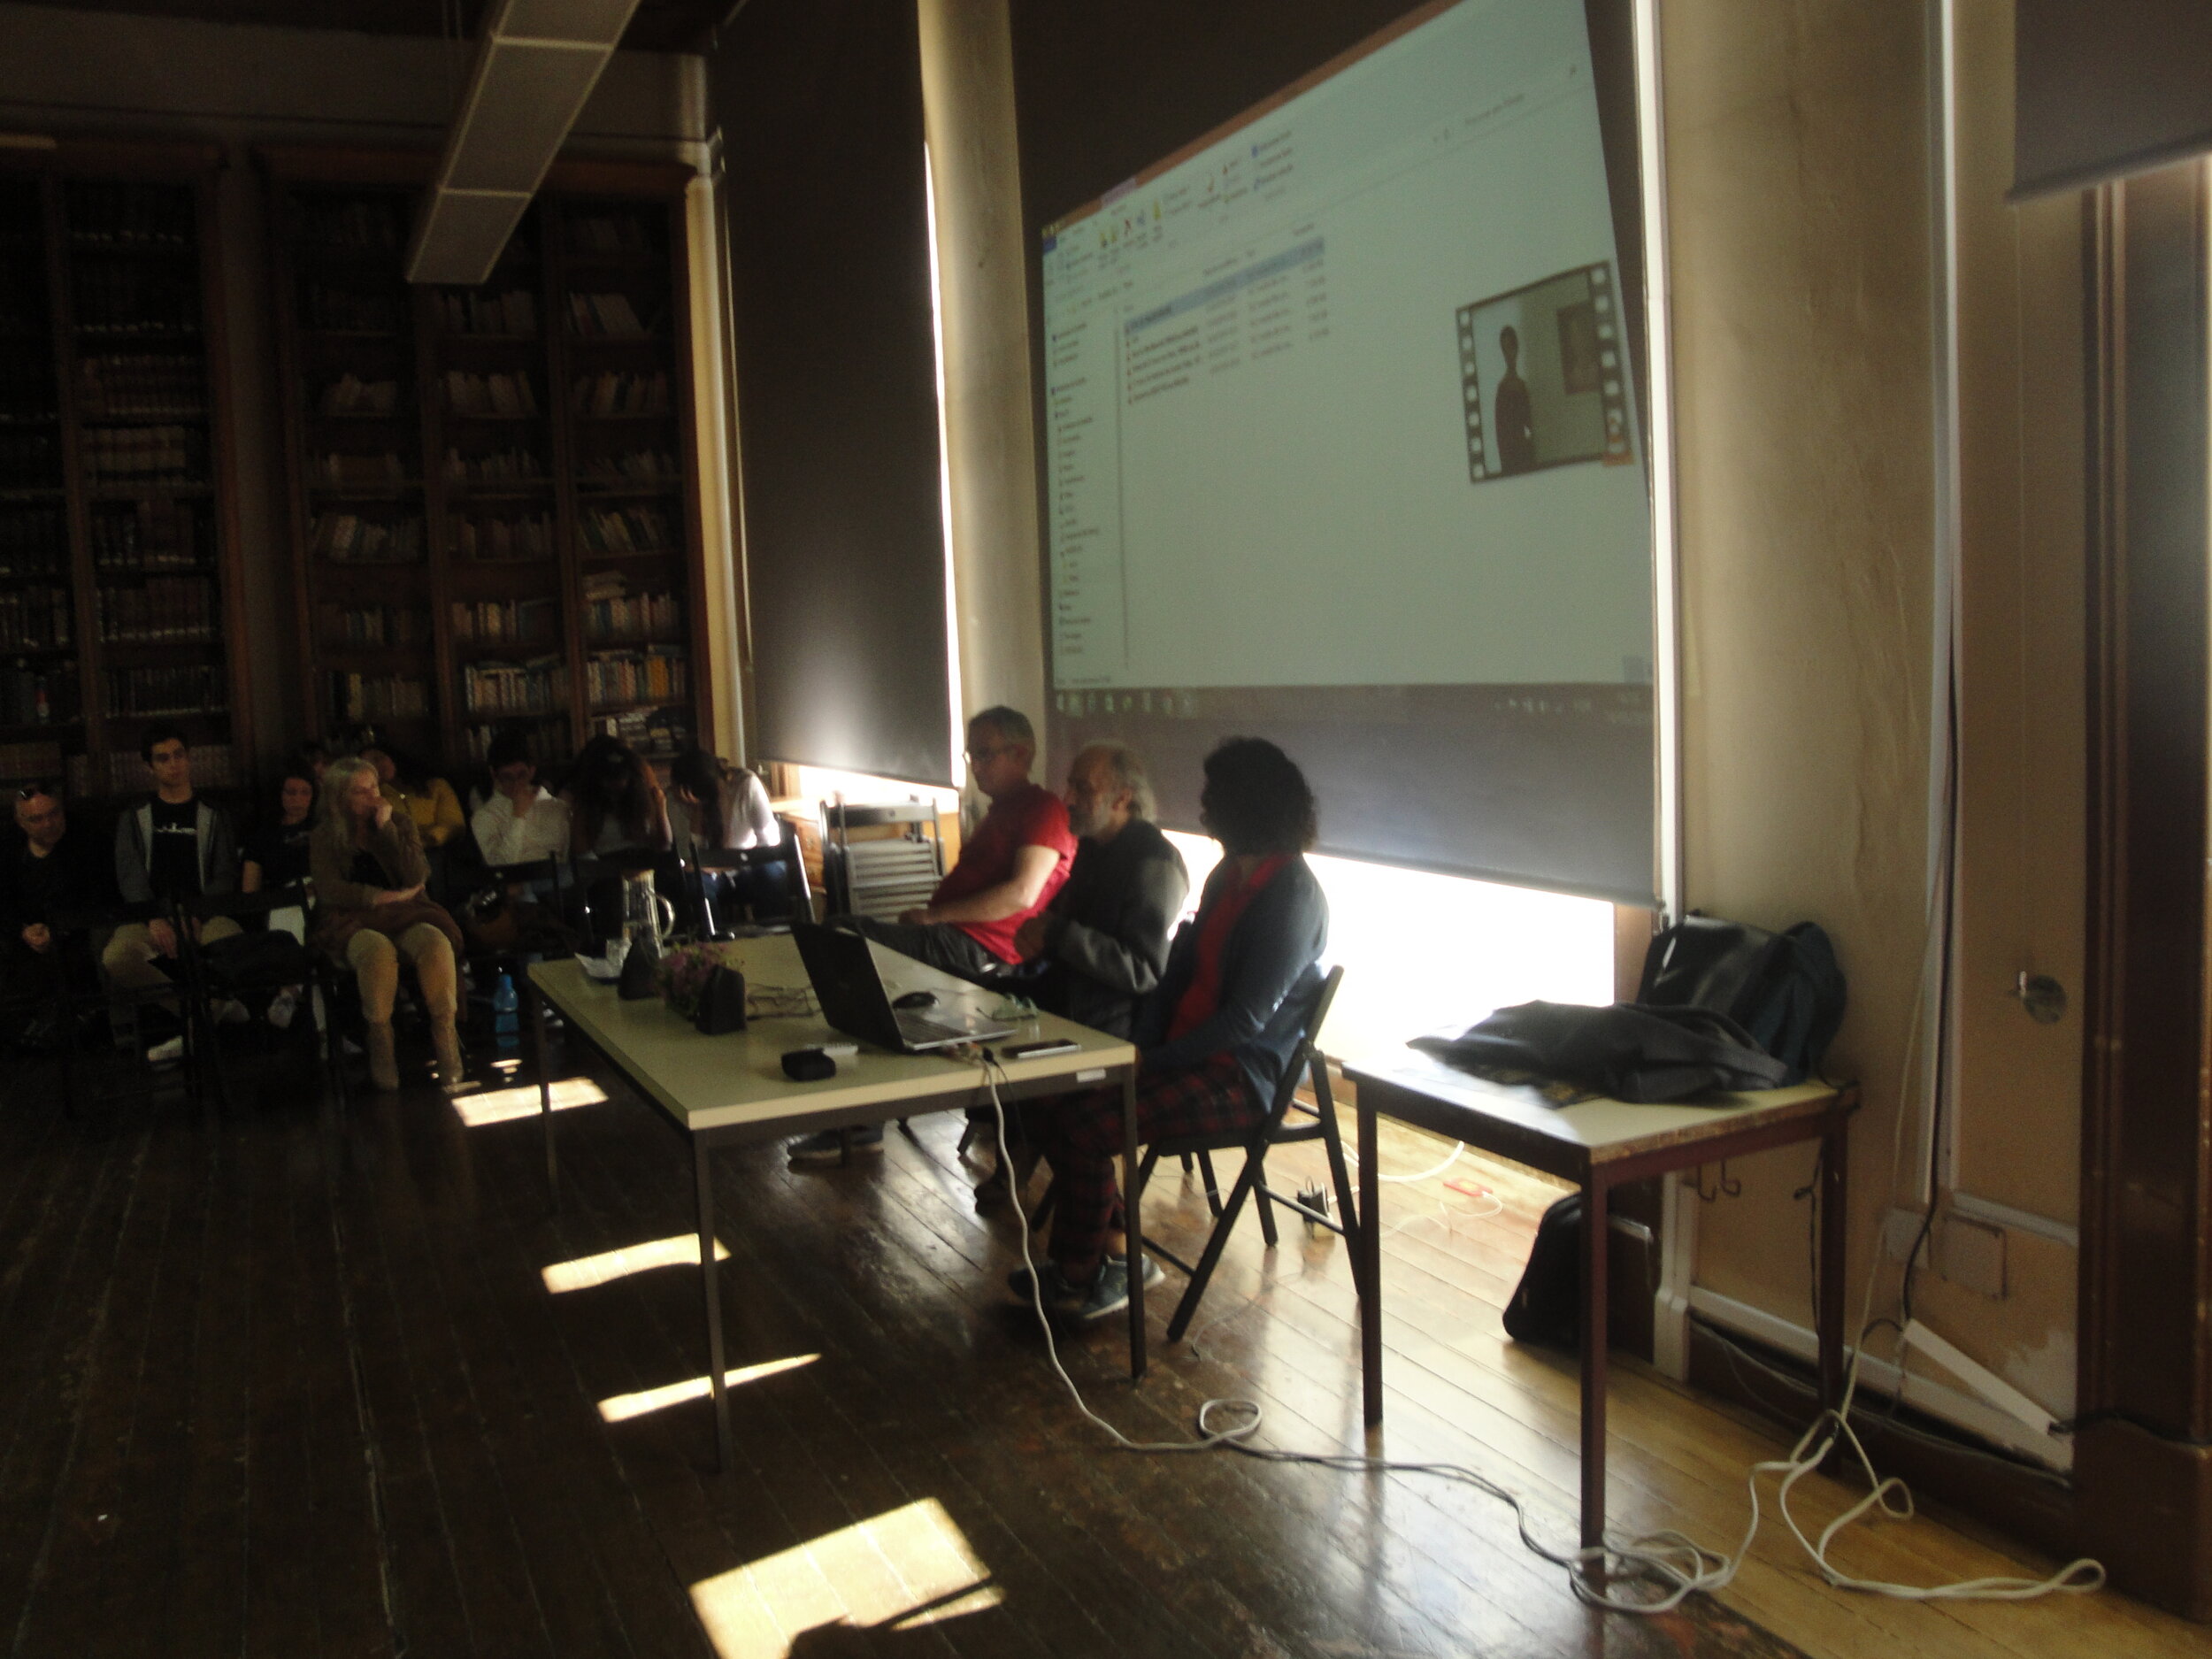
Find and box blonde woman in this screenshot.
[311,757,468,1092]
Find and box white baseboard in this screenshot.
[1686,1286,2073,1472]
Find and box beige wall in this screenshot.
[917,0,1048,762]
[0,3,708,765]
[1663,0,1941,1338]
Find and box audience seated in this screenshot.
[1014,736,1329,1323]
[311,757,468,1094]
[242,760,317,893]
[562,733,672,859]
[349,730,465,849]
[668,748,779,856]
[105,724,248,1060]
[471,729,572,866]
[973,742,1188,1207]
[793,706,1075,1163]
[0,780,117,1052]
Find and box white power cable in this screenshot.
[1344,1138,1463,1184]
[978,1037,2105,1612]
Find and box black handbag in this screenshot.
[1637,914,1847,1085]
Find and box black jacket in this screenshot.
[1137,854,1328,1108]
[1033,818,1187,1040]
[0,822,119,939]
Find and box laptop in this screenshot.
[792,924,1018,1053]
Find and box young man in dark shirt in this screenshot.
[0,780,118,1048]
[104,723,244,1059]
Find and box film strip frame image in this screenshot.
[1456,260,1631,483]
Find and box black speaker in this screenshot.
[781,1048,837,1081]
[694,965,748,1035]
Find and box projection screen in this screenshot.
[1033,0,1655,902]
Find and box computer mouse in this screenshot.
[893,989,938,1010]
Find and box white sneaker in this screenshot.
[267,989,299,1031]
[147,1035,186,1065]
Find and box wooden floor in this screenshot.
[0,1036,2204,1659]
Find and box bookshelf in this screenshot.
[264,150,710,783]
[0,145,250,799]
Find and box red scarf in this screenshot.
[1167,855,1288,1040]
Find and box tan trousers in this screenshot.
[345,923,457,1025]
[102,916,242,1010]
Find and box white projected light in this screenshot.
[1041,0,1649,694]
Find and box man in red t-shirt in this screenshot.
[795,708,1075,1162]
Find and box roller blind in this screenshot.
[2014,0,2212,198]
[710,0,953,785]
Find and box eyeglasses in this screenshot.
[13,780,54,802]
[964,743,1018,763]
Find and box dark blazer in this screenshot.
[1137,853,1328,1107]
[1033,818,1187,1040]
[0,823,119,935]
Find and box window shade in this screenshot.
[710,0,953,786]
[2013,0,2212,199]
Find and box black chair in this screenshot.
[183,886,319,1110]
[52,898,211,1115]
[687,820,812,935]
[1135,964,1356,1344]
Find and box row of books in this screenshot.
[311,512,423,563]
[572,370,669,418]
[599,707,690,758]
[81,354,204,419]
[463,657,568,716]
[462,718,569,767]
[303,283,401,334]
[93,501,203,571]
[96,741,235,796]
[96,577,217,643]
[567,216,654,257]
[578,504,673,554]
[84,425,201,483]
[450,513,550,562]
[437,288,537,337]
[104,664,223,717]
[318,374,402,417]
[0,428,60,486]
[0,587,71,649]
[581,586,680,641]
[1,659,73,726]
[567,292,650,338]
[332,672,429,721]
[0,508,65,576]
[583,449,680,486]
[67,183,194,250]
[444,446,542,482]
[314,450,408,485]
[319,603,429,649]
[451,597,557,644]
[447,371,539,418]
[586,645,687,709]
[299,199,400,252]
[0,357,54,410]
[71,260,199,335]
[0,738,63,785]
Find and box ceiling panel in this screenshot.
[30,1,724,52]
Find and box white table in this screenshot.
[526,934,1141,1469]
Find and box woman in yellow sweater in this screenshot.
[357,734,465,848]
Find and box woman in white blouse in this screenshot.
[668,749,779,857]
[469,728,572,866]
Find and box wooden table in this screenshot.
[1343,1048,1857,1552]
[526,935,1141,1470]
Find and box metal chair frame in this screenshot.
[1134,965,1357,1344]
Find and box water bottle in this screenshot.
[492,972,519,1055]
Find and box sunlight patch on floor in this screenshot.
[450,1076,609,1127]
[689,1496,1002,1658]
[542,1233,731,1294]
[597,1355,818,1424]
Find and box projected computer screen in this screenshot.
[1038,0,1655,901]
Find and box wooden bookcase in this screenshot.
[262,149,710,777]
[0,142,252,799]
